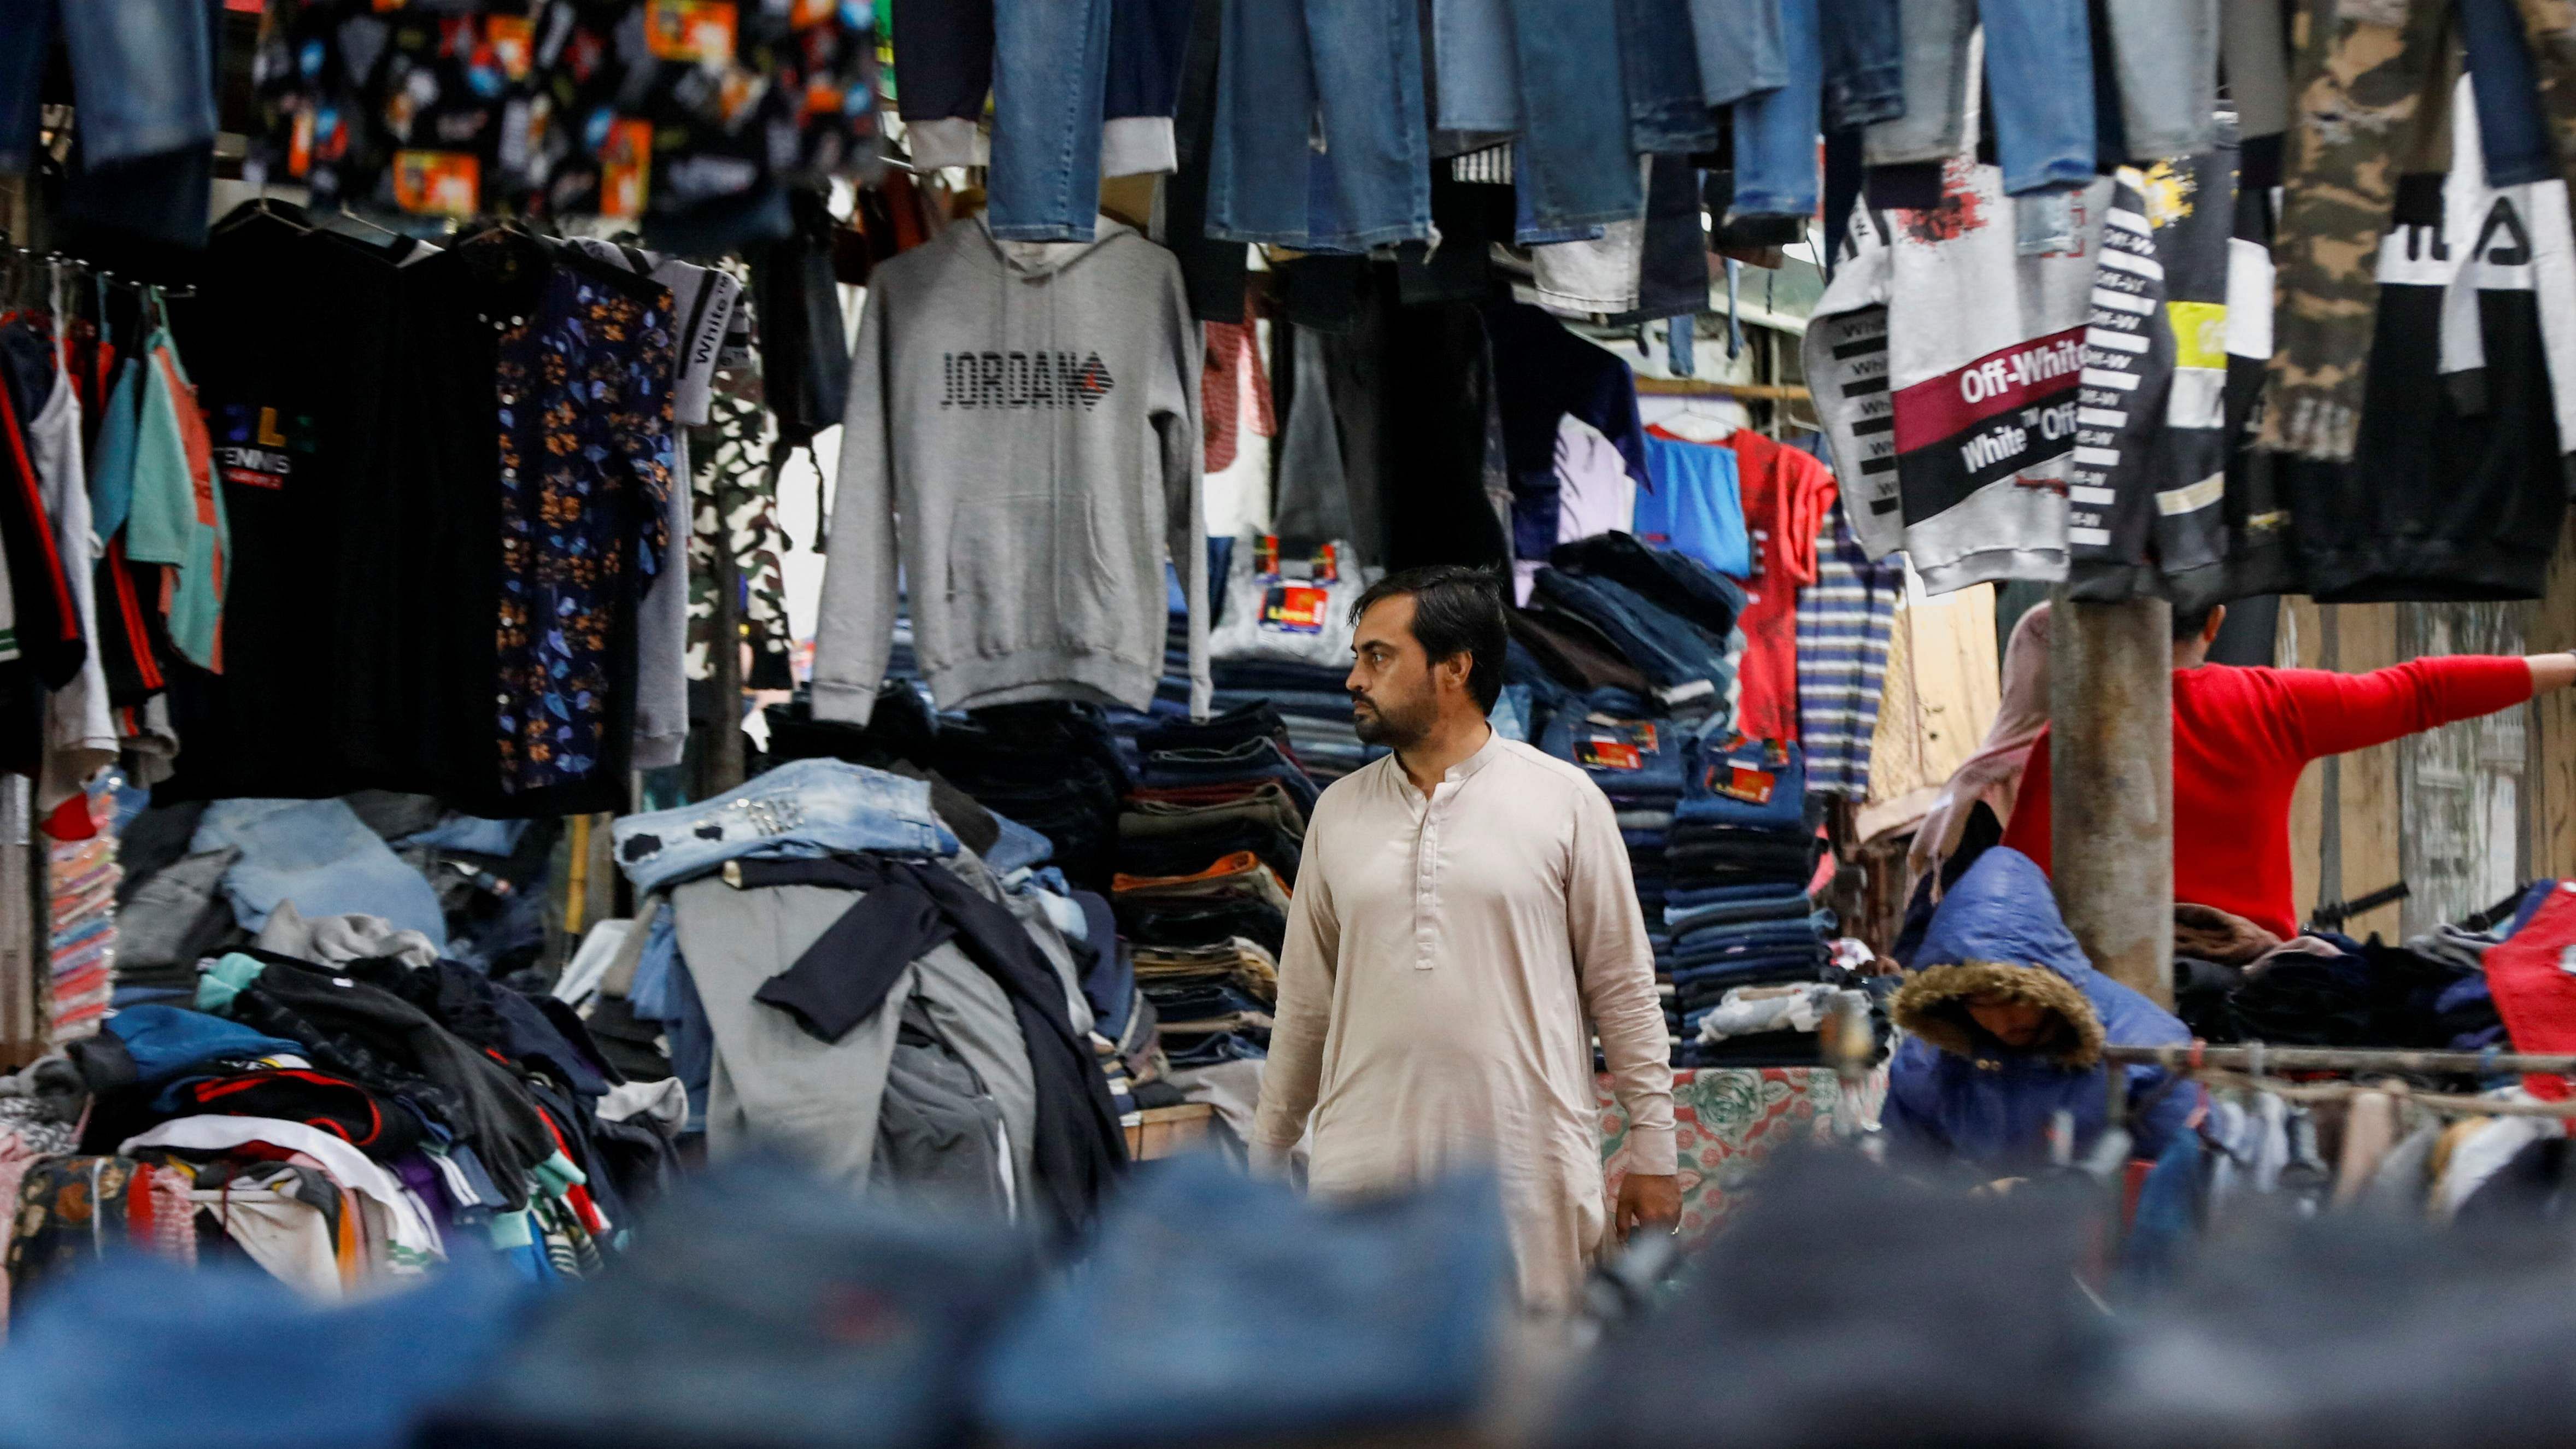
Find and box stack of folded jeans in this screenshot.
[923,704,1134,893]
[1207,658,1384,783]
[1538,533,1750,723]
[1664,737,1845,1067]
[1110,704,1318,1072]
[1528,679,1697,1062]
[1125,936,1280,1069]
[1129,704,1321,818]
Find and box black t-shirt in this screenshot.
[160,210,410,801]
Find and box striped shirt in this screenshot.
[1795,497,1902,797]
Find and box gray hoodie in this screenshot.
[812,215,1207,725]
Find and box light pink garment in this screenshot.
[1908,601,2052,899]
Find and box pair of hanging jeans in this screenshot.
[1820,0,1905,127]
[1858,0,2098,195]
[1427,0,1643,232]
[891,0,1116,239]
[1621,0,1724,151]
[0,0,215,171]
[1208,0,1431,250]
[1727,0,1827,216]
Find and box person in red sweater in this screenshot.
[2002,604,2576,940]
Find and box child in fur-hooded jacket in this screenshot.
[1884,848,2199,1170]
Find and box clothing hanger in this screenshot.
[1658,398,1735,443]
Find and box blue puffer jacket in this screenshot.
[1883,848,2196,1169]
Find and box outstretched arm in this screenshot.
[2282,654,2557,760]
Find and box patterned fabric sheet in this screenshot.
[1598,1067,1887,1241]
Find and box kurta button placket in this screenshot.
[1415,780,1449,969]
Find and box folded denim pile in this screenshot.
[1125,937,1280,1070]
[1208,659,1384,783]
[1513,537,1769,1065]
[1110,703,1317,1072]
[1664,737,1865,1068]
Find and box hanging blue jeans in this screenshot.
[1818,0,1905,128]
[1207,0,1430,251]
[1620,0,1722,152]
[1727,0,1824,218]
[1689,0,1788,106]
[988,0,1116,239]
[1424,0,1642,232]
[1859,0,2096,194]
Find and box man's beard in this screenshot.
[1351,691,1432,748]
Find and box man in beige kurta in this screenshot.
[1252,567,1678,1314]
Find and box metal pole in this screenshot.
[2104,1042,2576,1075]
[2049,593,2174,1006]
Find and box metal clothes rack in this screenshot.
[2102,1042,2576,1077]
[2100,1042,2576,1121]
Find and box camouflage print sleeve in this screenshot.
[2258,0,2449,461]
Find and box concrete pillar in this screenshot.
[2049,592,2174,1006]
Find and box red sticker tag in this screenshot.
[1261,586,1329,634]
[1710,762,1777,803]
[1577,740,1645,772]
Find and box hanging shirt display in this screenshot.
[2065,143,2238,604]
[150,209,680,817]
[249,0,881,243]
[1805,162,2109,595]
[1636,426,1751,580]
[120,325,220,673]
[811,216,1209,727]
[2275,76,2575,603]
[1688,426,1833,745]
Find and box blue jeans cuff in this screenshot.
[2000,161,2099,197]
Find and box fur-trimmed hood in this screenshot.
[1881,848,2196,1169]
[1892,959,2106,1069]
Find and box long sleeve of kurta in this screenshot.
[1246,733,1677,1312]
[1566,782,1678,1175]
[1251,821,1336,1157]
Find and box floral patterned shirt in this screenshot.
[495,261,675,794]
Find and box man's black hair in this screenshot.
[2173,602,2219,643]
[1351,566,1508,713]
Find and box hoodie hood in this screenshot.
[978,214,1139,277]
[1881,847,2197,1169]
[1892,848,2120,1069]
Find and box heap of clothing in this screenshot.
[608,759,1131,1235]
[1,920,682,1324]
[2168,893,2527,1053]
[113,794,562,1018]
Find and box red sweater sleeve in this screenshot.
[2274,656,2534,761]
